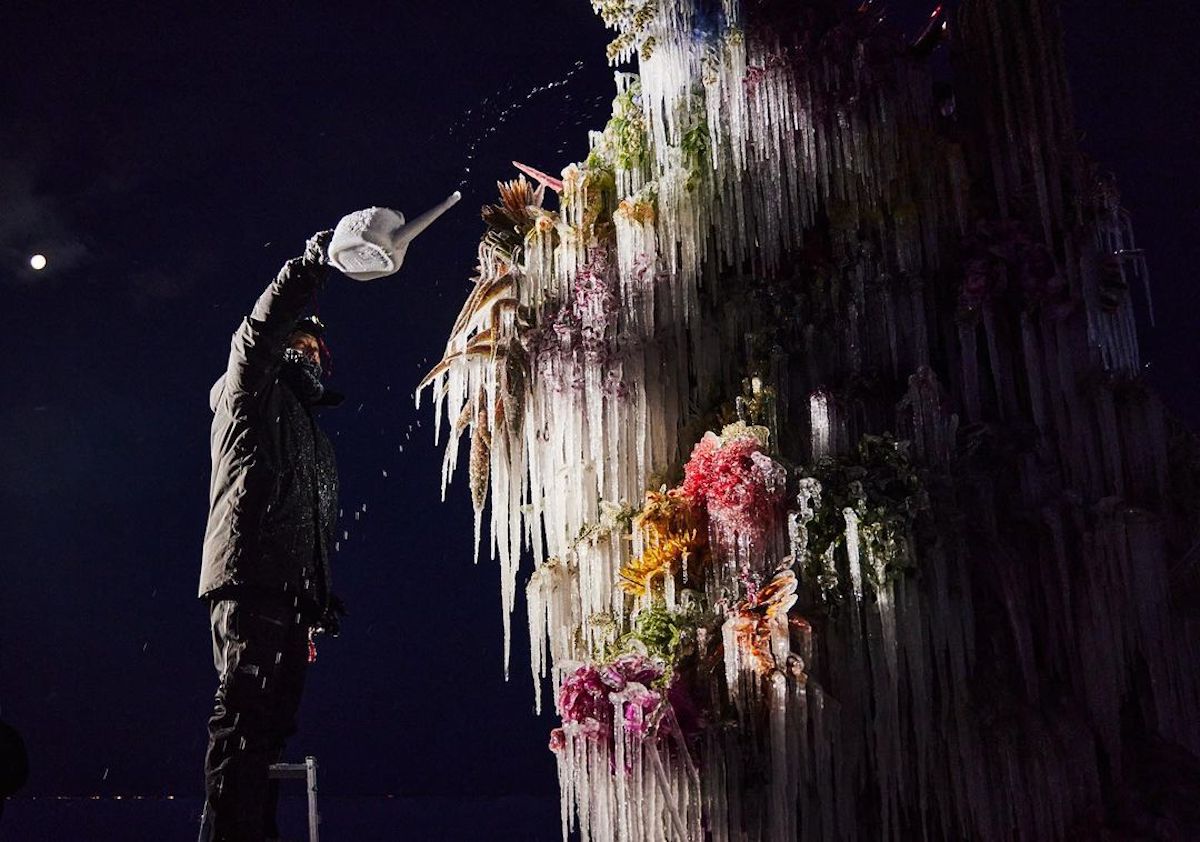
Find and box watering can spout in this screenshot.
[392,191,462,246]
[327,190,463,282]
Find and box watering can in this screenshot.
[327,191,462,281]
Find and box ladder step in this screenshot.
[269,765,309,779]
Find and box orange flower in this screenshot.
[731,570,800,674]
[618,489,707,597]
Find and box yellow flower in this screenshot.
[619,533,699,596]
[618,489,707,596]
[616,197,656,226]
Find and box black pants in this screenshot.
[199,595,309,842]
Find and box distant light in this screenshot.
[29,254,47,270]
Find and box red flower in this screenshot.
[681,431,786,538]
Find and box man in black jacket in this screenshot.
[197,231,344,842]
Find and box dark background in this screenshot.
[1,0,1196,838]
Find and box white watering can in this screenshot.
[327,191,462,281]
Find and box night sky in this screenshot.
[2,0,1197,838]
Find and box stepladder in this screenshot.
[268,755,320,842]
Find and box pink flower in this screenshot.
[680,433,720,502]
[548,727,566,753]
[681,432,786,538]
[556,655,666,744]
[619,684,662,738]
[608,653,664,687]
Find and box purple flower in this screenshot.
[556,655,665,745]
[619,684,662,738]
[611,652,664,687]
[523,245,625,392]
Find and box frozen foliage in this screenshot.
[418,0,1200,839]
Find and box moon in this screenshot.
[29,254,47,270]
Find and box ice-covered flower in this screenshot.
[730,569,800,675]
[559,663,609,731]
[603,652,665,689]
[573,249,619,363]
[524,246,625,389]
[619,488,707,596]
[618,532,699,596]
[616,683,662,738]
[555,654,666,746]
[681,430,787,539]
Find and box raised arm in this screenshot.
[223,231,331,402]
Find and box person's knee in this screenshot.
[209,675,279,738]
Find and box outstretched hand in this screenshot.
[303,230,334,266]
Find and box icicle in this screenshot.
[809,390,832,461]
[843,507,864,601]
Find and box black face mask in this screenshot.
[281,347,325,405]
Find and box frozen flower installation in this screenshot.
[419,1,1200,839]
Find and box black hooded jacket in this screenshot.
[198,247,339,614]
